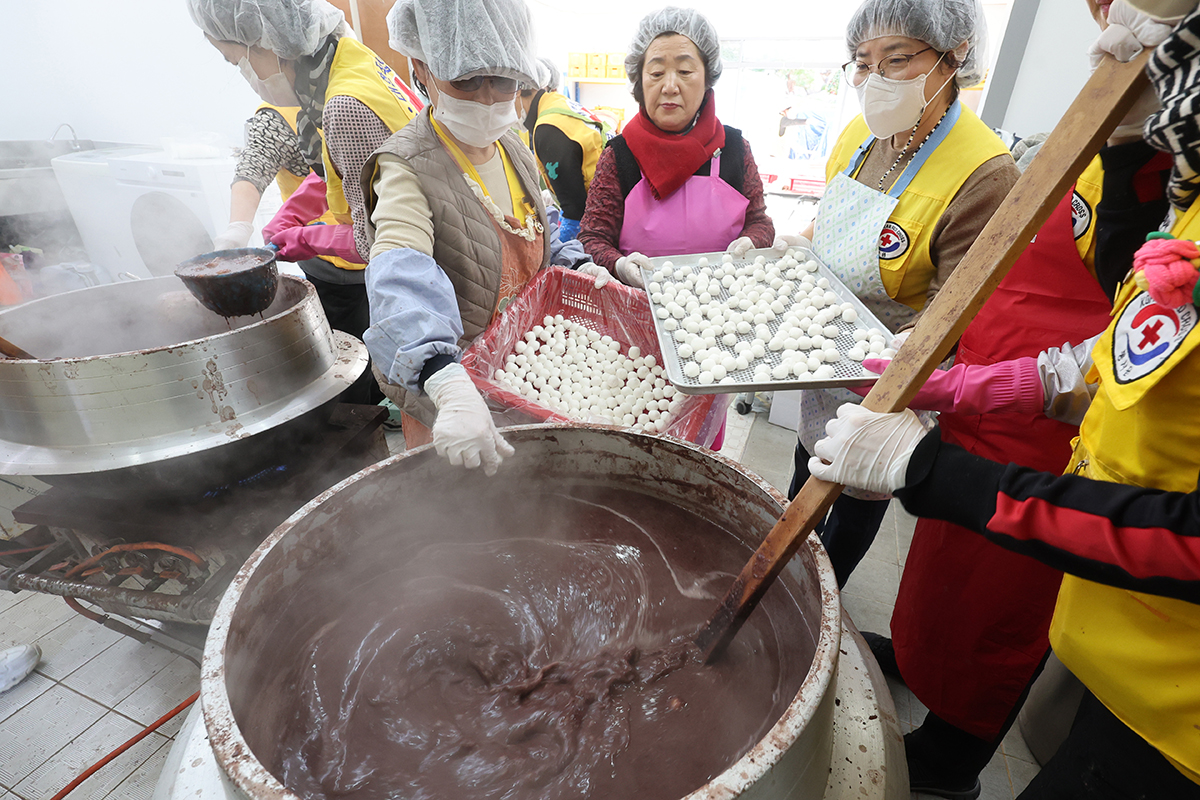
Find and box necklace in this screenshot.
[877,105,952,192]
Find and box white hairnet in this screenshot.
[538,57,561,93]
[846,0,988,87]
[188,0,347,60]
[625,7,723,90]
[387,0,539,86]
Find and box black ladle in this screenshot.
[174,246,280,319]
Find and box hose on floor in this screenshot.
[48,690,200,800]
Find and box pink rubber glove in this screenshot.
[1132,237,1200,308]
[264,171,365,264]
[263,172,327,241]
[270,223,364,264]
[849,357,1043,415]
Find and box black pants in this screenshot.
[1017,691,1200,799]
[306,275,384,406]
[789,438,889,588]
[905,650,1050,791]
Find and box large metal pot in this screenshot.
[0,275,366,495]
[202,426,844,800]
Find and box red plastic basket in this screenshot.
[462,266,724,445]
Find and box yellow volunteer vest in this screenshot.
[320,38,421,233]
[532,91,605,196]
[1072,156,1104,271]
[1053,199,1200,784]
[826,105,1011,311]
[258,104,357,270]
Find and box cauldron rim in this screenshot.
[201,425,843,800]
[0,276,367,477]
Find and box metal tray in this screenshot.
[640,248,892,395]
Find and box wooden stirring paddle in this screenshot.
[696,51,1154,664]
[0,334,35,360]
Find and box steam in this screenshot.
[225,468,818,800]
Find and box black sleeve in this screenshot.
[896,428,1200,603]
[534,125,588,220]
[609,136,645,200]
[417,353,459,392]
[1095,141,1172,301]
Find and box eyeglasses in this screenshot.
[841,47,936,87]
[448,75,521,95]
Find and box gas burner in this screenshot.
[0,404,388,628]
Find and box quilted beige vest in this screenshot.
[363,109,550,424]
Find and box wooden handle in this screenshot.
[0,335,34,360]
[696,52,1152,664]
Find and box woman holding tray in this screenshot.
[575,8,775,289]
[361,0,595,474]
[777,0,1020,588]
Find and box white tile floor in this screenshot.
[0,404,1040,799]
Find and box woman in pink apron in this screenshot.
[576,8,775,288]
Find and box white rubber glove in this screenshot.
[771,233,812,254]
[574,261,611,289]
[424,363,515,476]
[1088,1,1172,139]
[725,236,755,258]
[890,329,912,351]
[808,405,929,495]
[1089,1,1176,67]
[213,220,254,252]
[614,252,650,288]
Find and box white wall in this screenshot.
[2,1,261,147]
[991,0,1097,136]
[2,0,1037,148]
[529,0,855,60]
[1,0,856,148]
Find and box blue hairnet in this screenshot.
[846,0,988,87]
[387,0,539,86]
[187,0,346,60]
[625,7,723,90]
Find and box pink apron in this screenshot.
[618,151,749,257]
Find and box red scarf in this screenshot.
[622,89,725,200]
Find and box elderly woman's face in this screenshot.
[208,35,291,80]
[853,36,955,106]
[412,61,518,108]
[642,33,707,132]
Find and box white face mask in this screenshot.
[433,92,519,148]
[238,53,299,107]
[854,53,954,140]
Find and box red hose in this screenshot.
[0,544,52,557]
[64,542,205,580]
[49,690,200,800]
[64,596,106,623]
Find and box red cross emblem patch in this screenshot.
[1112,292,1198,383]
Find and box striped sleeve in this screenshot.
[895,428,1200,603]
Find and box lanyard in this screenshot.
[844,100,962,199]
[431,117,535,226]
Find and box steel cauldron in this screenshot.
[0,275,367,497]
[202,425,845,800]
